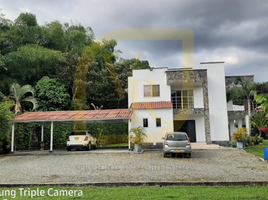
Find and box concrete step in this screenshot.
[191,143,221,149]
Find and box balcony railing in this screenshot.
[227,100,258,112]
[171,96,203,109]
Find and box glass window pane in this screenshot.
[188,90,193,96]
[144,85,151,97]
[152,85,160,97]
[156,118,161,127]
[143,119,148,127]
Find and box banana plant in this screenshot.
[9,83,38,115]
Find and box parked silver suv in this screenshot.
[162,132,191,157]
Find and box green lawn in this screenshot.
[245,140,268,158]
[101,143,128,148]
[1,186,268,200]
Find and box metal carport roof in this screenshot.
[10,109,132,153]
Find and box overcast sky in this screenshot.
[1,0,268,82]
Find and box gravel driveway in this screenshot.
[0,149,268,183]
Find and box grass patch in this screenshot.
[1,186,268,199]
[101,143,128,148]
[245,140,268,158]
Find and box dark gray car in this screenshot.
[162,132,191,157]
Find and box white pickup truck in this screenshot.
[67,130,97,151]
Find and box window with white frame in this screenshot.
[144,85,160,97]
[171,90,194,109]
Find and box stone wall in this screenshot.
[166,69,211,144]
[166,69,207,84]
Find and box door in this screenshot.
[173,120,196,142]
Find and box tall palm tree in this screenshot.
[227,77,256,136]
[9,83,38,115]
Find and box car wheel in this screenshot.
[87,145,91,151]
[93,145,97,150]
[67,147,72,151]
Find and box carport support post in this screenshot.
[11,123,15,153]
[128,119,131,150]
[41,124,44,142]
[49,121,53,153]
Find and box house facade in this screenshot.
[128,62,231,147]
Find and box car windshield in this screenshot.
[167,134,187,141]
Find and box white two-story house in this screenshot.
[128,62,230,148]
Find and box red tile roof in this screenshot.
[131,102,173,109]
[12,109,132,122]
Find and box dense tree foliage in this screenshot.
[0,11,151,151]
[256,82,268,99]
[0,102,14,153]
[35,76,71,111]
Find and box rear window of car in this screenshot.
[70,131,88,136]
[167,134,187,141]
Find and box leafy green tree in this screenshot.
[0,102,15,153]
[0,45,64,94]
[0,91,4,101]
[35,76,71,111]
[56,51,80,101]
[227,77,256,136]
[14,12,38,27]
[9,83,37,115]
[256,82,268,99]
[120,58,151,70]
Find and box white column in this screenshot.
[237,118,243,128]
[41,124,44,142]
[50,121,53,152]
[128,119,131,150]
[245,115,249,131]
[11,123,15,153]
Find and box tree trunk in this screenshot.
[248,100,252,136]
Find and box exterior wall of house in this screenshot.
[128,64,230,145]
[128,68,174,144]
[130,108,174,143]
[128,68,170,108]
[194,86,204,108]
[200,62,229,142]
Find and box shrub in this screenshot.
[231,142,237,148]
[259,137,264,143]
[233,127,248,142]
